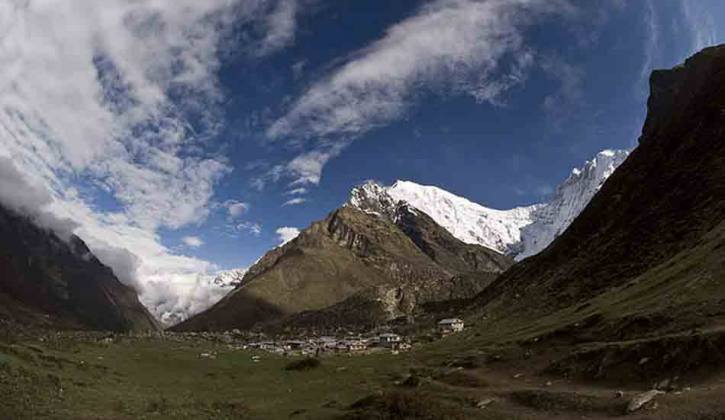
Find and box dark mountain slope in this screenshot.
[464,45,725,350]
[174,202,512,332]
[0,205,158,332]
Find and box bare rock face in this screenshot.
[0,205,158,332]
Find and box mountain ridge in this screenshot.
[352,148,629,261]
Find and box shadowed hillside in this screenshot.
[436,45,725,384]
[0,205,158,333]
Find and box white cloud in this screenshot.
[285,187,308,195]
[0,157,77,236]
[276,226,300,245]
[282,197,307,206]
[182,236,204,248]
[0,1,305,325]
[44,194,225,323]
[266,0,572,186]
[257,0,299,56]
[286,144,346,185]
[236,221,263,236]
[223,200,250,219]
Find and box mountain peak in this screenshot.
[346,149,630,259]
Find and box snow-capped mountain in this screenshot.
[349,149,629,260]
[213,268,247,288]
[515,149,629,259]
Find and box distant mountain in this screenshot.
[173,193,511,332]
[0,204,158,332]
[367,149,628,260]
[212,268,247,289]
[464,45,725,377]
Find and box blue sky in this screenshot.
[186,0,725,269]
[1,0,723,322]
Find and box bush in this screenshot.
[284,357,320,371]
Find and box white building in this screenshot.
[378,333,402,348]
[438,318,465,335]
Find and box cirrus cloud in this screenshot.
[266,0,573,186]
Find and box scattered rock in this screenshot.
[476,398,494,409]
[655,378,671,390]
[627,390,664,413]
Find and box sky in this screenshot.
[0,0,723,324]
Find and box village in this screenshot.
[177,318,466,359]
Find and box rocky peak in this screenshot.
[348,180,400,219]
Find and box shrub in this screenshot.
[284,357,320,371]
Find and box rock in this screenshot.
[627,390,664,413]
[614,390,624,398]
[655,378,671,390]
[513,373,523,379]
[476,398,494,409]
[545,381,553,387]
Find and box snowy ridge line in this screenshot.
[348,149,630,260]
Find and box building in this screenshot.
[378,333,402,348]
[345,340,367,352]
[438,318,465,335]
[286,340,306,350]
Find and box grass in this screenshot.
[1,228,723,419]
[0,335,414,420]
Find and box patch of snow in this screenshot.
[213,268,247,288]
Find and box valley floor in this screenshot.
[1,330,724,420]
